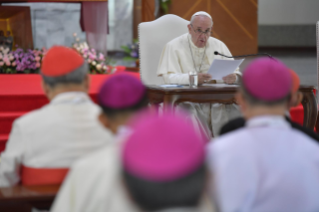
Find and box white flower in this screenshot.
[73,33,77,37]
[91,61,97,66]
[96,64,102,70]
[103,65,107,70]
[9,55,14,61]
[3,48,9,54]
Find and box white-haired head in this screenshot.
[190,11,213,26]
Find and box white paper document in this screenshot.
[207,59,244,80]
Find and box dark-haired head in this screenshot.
[123,164,206,211]
[97,74,148,133]
[121,112,207,211]
[236,58,292,119]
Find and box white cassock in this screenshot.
[51,126,217,212]
[0,92,113,187]
[157,33,241,137]
[207,116,319,212]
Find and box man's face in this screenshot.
[188,16,212,48]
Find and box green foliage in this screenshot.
[121,45,131,54]
[160,0,172,14]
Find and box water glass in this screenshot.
[189,71,198,88]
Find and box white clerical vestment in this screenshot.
[0,92,113,187]
[157,33,241,136]
[52,126,216,212]
[207,116,319,212]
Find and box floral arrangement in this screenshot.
[121,39,139,61]
[160,0,172,14]
[0,46,47,74]
[72,33,114,74]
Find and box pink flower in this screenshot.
[0,61,4,66]
[5,61,11,66]
[88,53,96,60]
[3,56,9,63]
[35,56,41,62]
[98,53,104,61]
[36,62,41,68]
[12,62,16,66]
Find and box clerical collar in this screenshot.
[246,115,290,129]
[153,207,198,212]
[51,92,91,105]
[187,33,208,50]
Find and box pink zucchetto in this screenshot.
[242,58,292,101]
[98,73,146,109]
[122,112,205,182]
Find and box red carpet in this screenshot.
[0,69,305,152]
[0,66,140,152]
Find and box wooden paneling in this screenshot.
[141,0,258,55]
[141,0,155,22]
[133,0,141,39]
[0,6,33,49]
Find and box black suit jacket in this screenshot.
[219,117,319,143]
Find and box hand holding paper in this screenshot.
[207,59,244,80]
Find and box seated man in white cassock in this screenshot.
[157,11,241,137]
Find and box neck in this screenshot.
[244,105,287,120]
[109,113,134,134]
[48,85,87,101]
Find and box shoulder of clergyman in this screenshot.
[166,33,188,47]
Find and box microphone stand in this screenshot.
[214,51,273,59]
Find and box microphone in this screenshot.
[214,51,273,59]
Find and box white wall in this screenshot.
[259,0,319,25]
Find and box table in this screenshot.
[0,185,59,212]
[147,85,318,129]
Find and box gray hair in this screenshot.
[239,82,290,106]
[41,62,89,88]
[190,15,213,26]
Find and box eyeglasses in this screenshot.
[191,25,212,36]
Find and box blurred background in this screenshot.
[1,0,319,85]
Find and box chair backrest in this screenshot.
[139,14,189,85]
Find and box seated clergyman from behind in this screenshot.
[122,112,215,212]
[207,58,319,212]
[0,46,112,187]
[219,69,319,143]
[51,74,149,212]
[157,11,241,137]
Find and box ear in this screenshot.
[41,80,51,100]
[187,24,192,33]
[98,113,109,129]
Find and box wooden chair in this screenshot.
[0,184,59,212]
